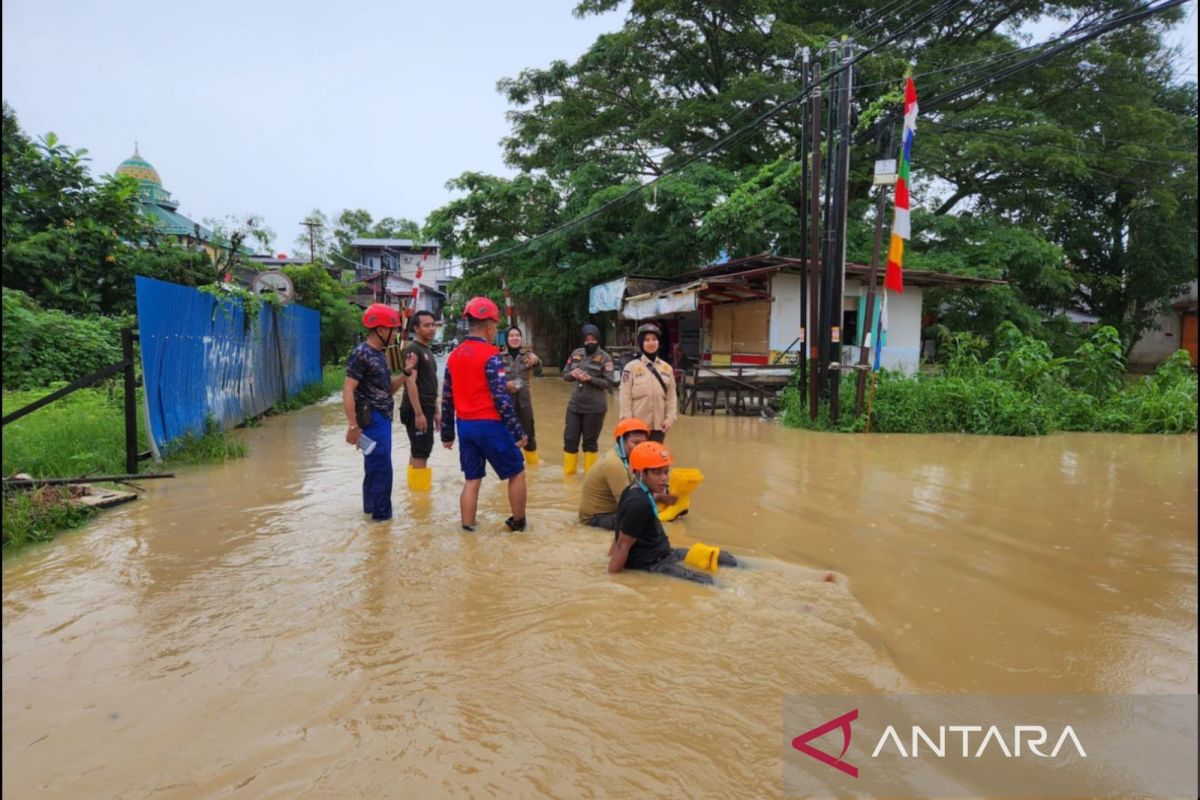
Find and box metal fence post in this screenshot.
[123,328,138,474]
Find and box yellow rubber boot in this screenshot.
[408,466,432,491]
[583,452,599,473]
[684,542,721,572]
[658,467,704,522]
[523,449,540,465]
[562,452,579,476]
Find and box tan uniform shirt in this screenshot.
[618,355,678,430]
[578,447,631,520]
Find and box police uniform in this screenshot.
[562,345,615,453]
[501,347,541,452]
[619,355,678,441]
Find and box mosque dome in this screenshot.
[115,144,162,187]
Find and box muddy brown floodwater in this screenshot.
[3,375,1196,797]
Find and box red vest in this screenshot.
[447,338,502,421]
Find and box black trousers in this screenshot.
[649,430,666,443]
[640,547,739,585]
[583,512,618,530]
[564,410,605,453]
[514,397,537,451]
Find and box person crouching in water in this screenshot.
[607,441,738,584]
[502,325,542,465]
[579,417,676,530]
[343,303,416,521]
[619,323,677,442]
[562,323,615,475]
[440,297,529,532]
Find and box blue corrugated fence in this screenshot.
[136,276,322,449]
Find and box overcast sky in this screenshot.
[3,0,1195,256]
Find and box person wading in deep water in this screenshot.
[400,310,440,492]
[440,297,529,532]
[579,417,676,530]
[607,441,738,584]
[562,323,615,475]
[619,322,677,443]
[343,303,416,521]
[501,325,542,465]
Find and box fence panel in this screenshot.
[135,276,322,449]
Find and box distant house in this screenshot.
[1129,280,1199,366]
[591,253,1005,374]
[348,238,446,318]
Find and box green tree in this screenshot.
[282,262,361,363]
[424,1,1195,357]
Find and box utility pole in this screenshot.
[828,39,854,427]
[807,60,823,421]
[855,125,896,416]
[299,218,323,264]
[797,47,810,398]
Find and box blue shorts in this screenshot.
[457,419,524,481]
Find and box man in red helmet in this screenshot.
[343,303,415,521]
[440,296,529,532]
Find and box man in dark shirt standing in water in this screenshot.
[343,303,414,521]
[401,310,440,491]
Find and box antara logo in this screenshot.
[791,709,860,778]
[792,709,1088,779]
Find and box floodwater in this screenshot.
[3,375,1196,798]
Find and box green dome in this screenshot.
[115,143,162,187]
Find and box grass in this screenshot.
[1,366,343,554]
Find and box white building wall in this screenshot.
[1128,280,1196,366]
[768,272,806,361]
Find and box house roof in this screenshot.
[350,238,440,250]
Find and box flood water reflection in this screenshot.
[3,376,1196,797]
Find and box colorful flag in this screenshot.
[884,76,918,293]
[873,290,889,371]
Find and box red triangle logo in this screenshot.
[791,708,859,779]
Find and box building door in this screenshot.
[1182,312,1198,365]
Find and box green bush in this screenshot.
[3,288,132,389]
[783,324,1197,436]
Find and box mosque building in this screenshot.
[114,144,246,260]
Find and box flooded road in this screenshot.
[3,376,1196,797]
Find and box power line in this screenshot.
[461,0,965,270]
[924,118,1197,167]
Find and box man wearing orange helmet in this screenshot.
[579,417,653,529]
[343,303,416,521]
[440,296,529,532]
[607,441,738,584]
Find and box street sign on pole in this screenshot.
[873,159,898,185]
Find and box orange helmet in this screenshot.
[628,441,673,472]
[614,418,651,441]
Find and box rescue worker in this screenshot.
[579,417,679,529]
[501,325,542,465]
[343,303,415,521]
[562,323,616,475]
[607,441,739,584]
[400,310,439,491]
[440,297,529,532]
[619,322,677,442]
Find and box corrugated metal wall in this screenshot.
[136,276,322,449]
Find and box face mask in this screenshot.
[584,342,598,355]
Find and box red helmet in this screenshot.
[362,303,402,329]
[463,296,501,322]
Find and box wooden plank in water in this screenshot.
[73,486,138,510]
